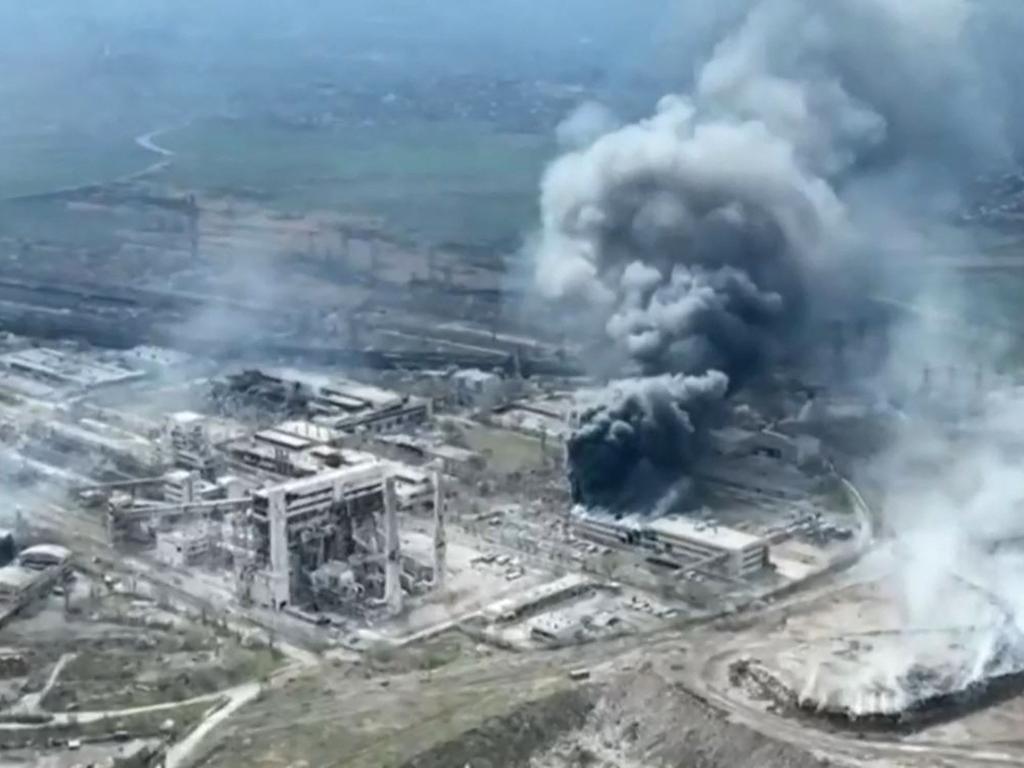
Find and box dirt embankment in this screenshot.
[399,687,594,768]
[531,670,831,768]
[396,667,831,768]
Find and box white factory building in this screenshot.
[573,512,769,578]
[313,378,432,434]
[642,517,768,578]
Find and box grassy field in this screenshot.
[159,117,553,248]
[0,128,153,200]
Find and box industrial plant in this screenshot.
[6,1,1024,767]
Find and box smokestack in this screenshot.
[432,470,446,590]
[383,475,402,614]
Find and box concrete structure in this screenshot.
[485,574,594,623]
[0,566,45,603]
[224,418,383,481]
[0,547,66,611]
[385,462,434,511]
[383,477,403,614]
[573,513,769,578]
[18,543,71,571]
[163,470,197,506]
[165,411,218,477]
[643,517,768,578]
[247,463,391,610]
[432,470,446,589]
[223,435,322,479]
[314,378,432,435]
[155,525,213,568]
[0,347,143,392]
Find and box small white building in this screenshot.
[155,525,212,568]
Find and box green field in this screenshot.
[0,129,153,200]
[0,115,554,250]
[160,117,554,248]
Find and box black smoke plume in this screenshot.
[539,0,1012,510]
[568,372,728,510]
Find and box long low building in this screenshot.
[572,512,769,578]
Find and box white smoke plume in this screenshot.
[555,101,621,150]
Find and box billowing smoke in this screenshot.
[555,101,621,151]
[537,0,1012,510]
[568,371,728,509]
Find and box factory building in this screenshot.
[163,469,197,506]
[572,513,769,578]
[156,525,214,568]
[165,411,218,477]
[0,566,48,605]
[18,544,71,572]
[314,378,432,435]
[244,464,400,611]
[222,435,322,479]
[0,543,71,611]
[642,517,768,578]
[0,347,143,394]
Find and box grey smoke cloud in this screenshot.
[539,0,1013,510]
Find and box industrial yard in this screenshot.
[0,317,881,765]
[7,1,1024,767]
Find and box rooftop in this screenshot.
[0,347,142,389]
[254,428,314,451]
[0,565,42,591]
[274,420,339,445]
[254,462,385,498]
[19,543,72,563]
[320,378,403,411]
[645,516,764,552]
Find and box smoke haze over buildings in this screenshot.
[539,0,1019,512]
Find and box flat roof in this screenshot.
[255,429,314,451]
[274,420,338,444]
[0,348,142,388]
[321,379,403,409]
[486,574,592,620]
[0,566,39,591]
[20,543,72,561]
[645,516,764,552]
[255,462,384,497]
